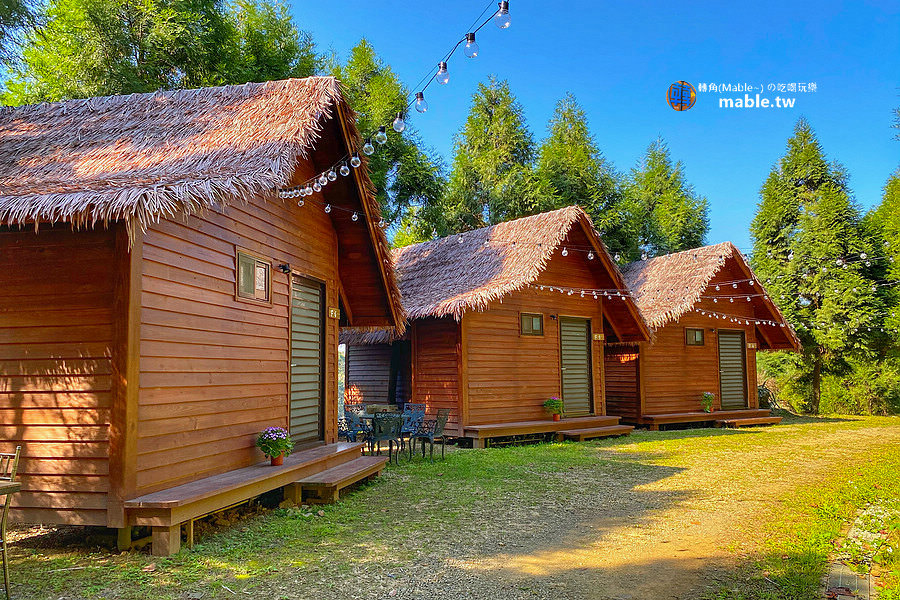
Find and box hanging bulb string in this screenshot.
[278,0,509,200]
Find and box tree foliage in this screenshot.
[0,0,34,64]
[751,118,887,413]
[2,0,318,104]
[625,139,709,258]
[330,39,444,226]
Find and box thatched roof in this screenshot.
[0,76,404,331]
[2,77,342,228]
[342,206,650,346]
[622,242,799,349]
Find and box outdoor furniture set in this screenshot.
[339,404,451,463]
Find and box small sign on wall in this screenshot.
[747,342,758,349]
[328,307,340,319]
[592,333,605,341]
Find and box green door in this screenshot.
[290,275,325,444]
[559,317,593,417]
[718,330,748,410]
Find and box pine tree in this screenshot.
[440,76,539,233]
[751,118,884,413]
[535,93,635,259]
[626,139,709,257]
[868,169,900,335]
[331,40,444,226]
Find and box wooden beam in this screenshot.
[108,220,142,528]
[151,524,181,556]
[458,315,469,428]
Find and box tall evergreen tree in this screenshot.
[330,39,443,226]
[751,118,884,413]
[626,139,709,257]
[440,76,539,233]
[2,0,317,104]
[535,93,635,258]
[869,169,900,335]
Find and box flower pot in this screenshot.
[552,413,561,422]
[270,453,284,466]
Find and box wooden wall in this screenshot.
[639,265,760,416]
[344,344,392,404]
[134,163,344,497]
[0,224,117,525]
[462,227,610,426]
[604,349,639,420]
[409,318,461,434]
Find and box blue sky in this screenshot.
[293,0,900,250]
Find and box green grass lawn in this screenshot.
[13,414,900,600]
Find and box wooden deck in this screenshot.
[462,416,622,448]
[124,442,364,555]
[556,425,634,442]
[631,409,773,430]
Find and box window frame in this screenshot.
[520,312,545,337]
[685,327,705,346]
[235,248,273,305]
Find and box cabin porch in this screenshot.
[462,415,631,448]
[631,408,778,430]
[123,442,368,555]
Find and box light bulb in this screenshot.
[362,139,375,155]
[304,185,313,196]
[374,126,388,145]
[340,163,350,177]
[324,204,331,213]
[327,169,337,181]
[614,253,620,262]
[313,182,321,193]
[732,283,738,288]
[415,92,428,113]
[379,219,386,228]
[436,61,449,85]
[464,33,479,58]
[352,212,359,222]
[392,112,405,133]
[860,252,868,259]
[587,251,595,260]
[641,251,648,261]
[297,199,304,207]
[494,1,510,28]
[350,154,361,168]
[561,247,568,257]
[318,174,328,186]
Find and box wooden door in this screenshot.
[718,330,748,410]
[290,275,325,443]
[559,317,593,417]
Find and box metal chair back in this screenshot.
[371,413,403,443]
[0,448,19,483]
[433,409,450,438]
[400,404,426,435]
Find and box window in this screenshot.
[520,313,544,336]
[685,328,705,346]
[237,250,271,302]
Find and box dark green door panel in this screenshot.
[290,276,324,443]
[560,317,593,417]
[718,330,748,410]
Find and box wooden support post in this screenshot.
[116,527,132,552]
[649,425,660,431]
[186,520,194,550]
[151,524,181,556]
[471,438,486,449]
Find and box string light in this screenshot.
[436,61,450,85]
[415,92,428,113]
[561,247,568,257]
[392,112,406,133]
[362,139,375,155]
[374,126,388,145]
[464,33,479,58]
[350,154,362,168]
[340,163,350,177]
[494,1,511,28]
[588,251,595,261]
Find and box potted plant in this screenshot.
[256,427,294,466]
[701,391,715,413]
[543,397,564,421]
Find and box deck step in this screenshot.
[286,455,388,505]
[556,425,634,442]
[717,416,782,428]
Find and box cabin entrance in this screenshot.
[718,330,748,410]
[290,275,326,443]
[559,317,593,417]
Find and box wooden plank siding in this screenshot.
[344,344,392,405]
[409,318,462,434]
[0,225,117,525]
[637,263,760,416]
[462,227,609,426]
[134,164,343,497]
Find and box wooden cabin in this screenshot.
[605,242,800,429]
[343,207,652,447]
[0,78,404,553]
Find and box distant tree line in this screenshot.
[2,1,897,414]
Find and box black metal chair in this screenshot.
[339,410,371,443]
[399,404,426,460]
[0,447,20,600]
[369,413,403,465]
[413,408,450,462]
